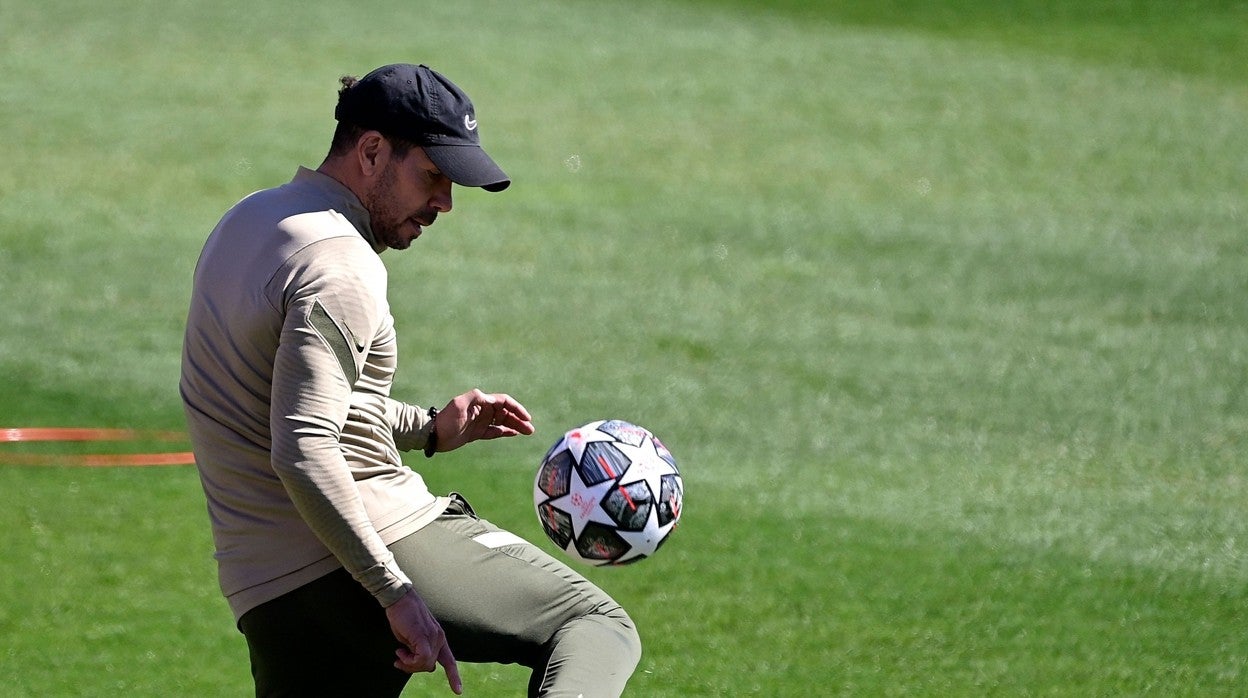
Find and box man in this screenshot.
[180,63,641,697]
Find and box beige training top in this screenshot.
[180,167,448,622]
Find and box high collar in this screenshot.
[289,166,384,253]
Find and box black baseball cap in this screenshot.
[334,63,510,192]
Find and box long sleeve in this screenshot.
[384,398,436,453]
[268,239,410,606]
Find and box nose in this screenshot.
[431,177,453,213]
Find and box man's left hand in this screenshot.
[433,389,535,453]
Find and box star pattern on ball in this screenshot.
[613,527,660,562]
[548,460,620,539]
[613,440,675,509]
[562,423,620,462]
[533,420,683,566]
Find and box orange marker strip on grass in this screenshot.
[0,427,196,467]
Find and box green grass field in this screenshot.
[2,0,1246,695]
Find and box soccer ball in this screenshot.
[533,420,683,566]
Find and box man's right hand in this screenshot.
[385,589,463,694]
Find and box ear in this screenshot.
[356,131,390,178]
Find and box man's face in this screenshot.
[365,145,453,251]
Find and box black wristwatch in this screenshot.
[424,407,439,458]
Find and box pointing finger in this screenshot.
[439,642,463,695]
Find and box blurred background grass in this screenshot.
[1,0,1246,695]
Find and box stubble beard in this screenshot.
[365,164,412,251]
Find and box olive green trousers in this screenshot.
[239,496,641,697]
